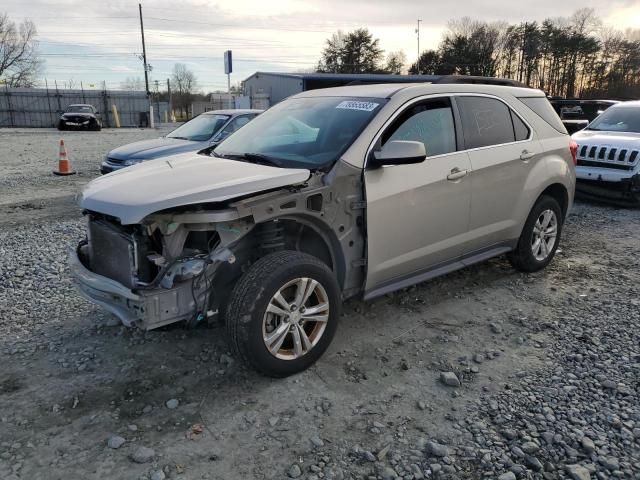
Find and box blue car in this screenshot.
[101,109,262,174]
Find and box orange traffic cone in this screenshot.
[53,139,76,176]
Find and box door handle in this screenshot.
[447,167,468,181]
[520,149,535,161]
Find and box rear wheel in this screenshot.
[509,195,563,272]
[226,251,341,377]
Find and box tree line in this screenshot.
[317,9,640,99]
[2,9,638,100]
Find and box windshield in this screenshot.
[167,114,230,141]
[588,106,640,133]
[215,96,386,169]
[66,105,93,113]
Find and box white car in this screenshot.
[572,101,640,205]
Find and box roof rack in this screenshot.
[342,74,527,88]
[432,75,528,88]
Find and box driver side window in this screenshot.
[220,115,251,136]
[382,98,457,157]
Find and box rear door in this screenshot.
[364,96,472,294]
[455,95,540,253]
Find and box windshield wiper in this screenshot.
[169,136,190,140]
[217,152,284,168]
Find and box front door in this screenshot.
[364,97,472,295]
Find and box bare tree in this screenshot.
[120,76,144,91]
[385,50,407,74]
[171,63,198,117]
[0,13,41,87]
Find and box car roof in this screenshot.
[609,100,640,108]
[291,83,543,100]
[202,109,263,116]
[67,104,94,107]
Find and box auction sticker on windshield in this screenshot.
[336,101,379,112]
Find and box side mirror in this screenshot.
[369,140,427,168]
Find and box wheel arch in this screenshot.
[253,214,347,290]
[538,182,570,219]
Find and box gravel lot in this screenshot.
[0,129,638,480]
[0,127,174,206]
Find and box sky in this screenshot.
[3,0,640,92]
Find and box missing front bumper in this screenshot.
[69,248,197,330]
[576,176,640,206]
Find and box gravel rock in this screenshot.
[131,446,155,464]
[580,436,595,454]
[521,441,539,454]
[106,435,125,449]
[439,371,460,387]
[498,473,516,480]
[566,464,592,480]
[525,455,543,471]
[473,353,485,364]
[599,456,619,471]
[490,322,503,334]
[380,466,398,480]
[425,441,449,457]
[287,463,302,478]
[165,398,179,409]
[309,435,324,448]
[150,470,166,480]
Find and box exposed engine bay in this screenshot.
[72,165,366,330]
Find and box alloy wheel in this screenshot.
[262,277,330,360]
[531,209,558,261]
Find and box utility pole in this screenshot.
[167,78,171,114]
[416,19,422,74]
[139,3,150,96]
[154,79,160,123]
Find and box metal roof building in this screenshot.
[242,72,436,106]
[242,72,525,108]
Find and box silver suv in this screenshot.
[71,82,576,377]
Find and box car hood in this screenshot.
[80,152,311,224]
[107,137,206,160]
[62,113,95,118]
[572,130,640,149]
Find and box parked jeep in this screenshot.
[71,81,575,377]
[572,101,640,205]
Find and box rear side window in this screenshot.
[518,97,567,134]
[382,98,456,157]
[457,96,516,149]
[511,111,530,141]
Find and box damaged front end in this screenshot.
[576,173,640,206]
[70,208,250,330]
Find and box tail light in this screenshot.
[569,140,578,166]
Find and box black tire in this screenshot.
[509,195,563,272]
[226,251,341,377]
[57,122,65,131]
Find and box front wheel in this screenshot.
[509,195,563,272]
[226,251,341,377]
